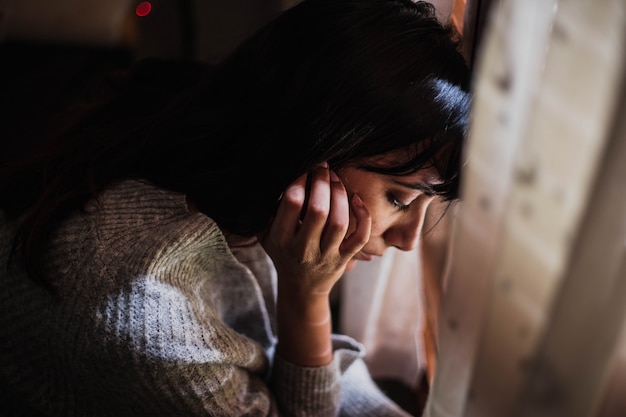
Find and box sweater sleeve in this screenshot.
[81,251,351,417]
[51,181,410,417]
[270,336,357,417]
[87,276,373,417]
[270,335,412,417]
[88,258,409,417]
[86,269,410,417]
[339,357,413,417]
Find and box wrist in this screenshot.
[276,290,334,366]
[277,288,331,321]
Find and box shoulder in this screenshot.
[92,178,227,250]
[91,179,208,234]
[52,179,233,280]
[95,179,188,213]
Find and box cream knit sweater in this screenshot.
[0,180,410,417]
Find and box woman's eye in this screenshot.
[388,193,410,212]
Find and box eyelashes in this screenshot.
[387,193,411,212]
[387,184,438,213]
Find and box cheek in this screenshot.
[346,198,389,239]
[337,167,392,235]
[358,196,392,235]
[368,216,393,238]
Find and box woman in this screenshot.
[0,0,471,415]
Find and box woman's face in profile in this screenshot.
[337,152,441,272]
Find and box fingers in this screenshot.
[265,162,371,265]
[269,172,307,243]
[340,193,371,256]
[265,164,332,253]
[301,165,370,260]
[319,169,350,253]
[297,164,332,256]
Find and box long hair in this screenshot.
[0,0,471,286]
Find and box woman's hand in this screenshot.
[261,162,371,297]
[259,162,371,367]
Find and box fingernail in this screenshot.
[318,161,329,168]
[330,169,340,183]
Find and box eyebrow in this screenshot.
[392,179,438,195]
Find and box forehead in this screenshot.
[358,148,444,184]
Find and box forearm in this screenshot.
[262,164,370,368]
[276,290,334,367]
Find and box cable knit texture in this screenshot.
[0,179,411,417]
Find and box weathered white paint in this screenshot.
[425,0,626,416]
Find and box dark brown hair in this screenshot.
[0,0,471,286]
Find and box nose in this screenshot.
[383,195,434,251]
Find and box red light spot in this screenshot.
[135,2,152,17]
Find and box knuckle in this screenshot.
[326,219,348,236]
[307,203,329,219]
[283,191,305,208]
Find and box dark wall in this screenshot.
[0,0,293,164]
[0,42,132,164]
